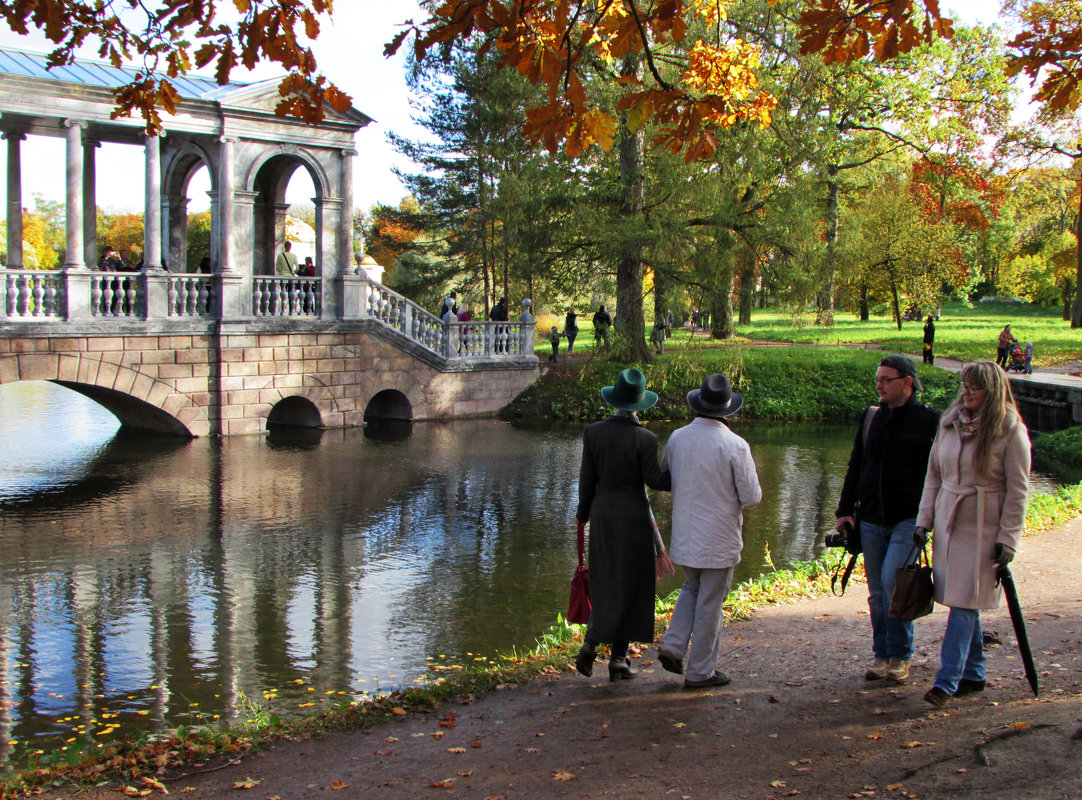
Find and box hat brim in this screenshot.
[686,389,743,418]
[601,386,659,412]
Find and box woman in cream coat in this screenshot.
[914,361,1030,708]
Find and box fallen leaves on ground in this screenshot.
[447,747,466,754]
[429,778,455,788]
[900,741,935,748]
[329,780,350,790]
[553,769,575,781]
[232,776,260,790]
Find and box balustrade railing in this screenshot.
[92,272,142,318]
[253,276,320,318]
[3,268,536,366]
[168,274,215,317]
[5,270,63,318]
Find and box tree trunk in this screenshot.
[1072,185,1082,328]
[613,54,650,362]
[888,264,903,331]
[738,246,755,325]
[816,167,839,326]
[710,233,735,340]
[860,282,869,321]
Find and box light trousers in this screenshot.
[660,565,736,682]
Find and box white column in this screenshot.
[82,139,99,269]
[62,119,87,270]
[143,134,163,270]
[218,136,235,273]
[339,147,356,274]
[4,133,24,268]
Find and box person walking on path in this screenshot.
[592,304,612,348]
[835,354,940,684]
[657,374,761,689]
[996,324,1016,369]
[274,241,298,276]
[922,315,935,365]
[547,326,561,362]
[914,362,1030,708]
[574,369,671,682]
[650,311,670,354]
[564,308,580,353]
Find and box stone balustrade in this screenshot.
[2,269,535,367]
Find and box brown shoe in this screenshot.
[886,658,911,682]
[864,659,889,680]
[924,687,951,708]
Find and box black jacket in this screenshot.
[836,396,940,526]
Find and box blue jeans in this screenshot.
[861,519,918,661]
[934,607,984,694]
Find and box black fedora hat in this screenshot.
[600,368,658,412]
[687,373,743,418]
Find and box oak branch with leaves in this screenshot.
[0,0,351,134]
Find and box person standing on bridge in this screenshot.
[275,241,298,276]
[914,361,1030,708]
[835,355,940,685]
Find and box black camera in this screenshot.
[826,521,855,549]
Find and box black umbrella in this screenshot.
[997,565,1039,697]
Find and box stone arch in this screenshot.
[267,395,323,429]
[364,389,412,422]
[0,353,209,437]
[244,147,331,275]
[161,140,218,272]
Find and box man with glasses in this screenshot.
[835,355,940,683]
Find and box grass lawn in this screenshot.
[531,300,1082,368]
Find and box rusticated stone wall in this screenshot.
[0,325,538,436]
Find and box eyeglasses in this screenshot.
[961,384,985,394]
[874,376,905,386]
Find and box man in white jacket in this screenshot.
[657,374,762,689]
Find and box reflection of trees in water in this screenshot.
[0,418,865,758]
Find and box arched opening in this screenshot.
[251,155,320,275]
[267,395,323,429]
[364,390,412,422]
[53,381,194,436]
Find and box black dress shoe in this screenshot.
[575,644,596,677]
[608,658,635,682]
[684,670,730,689]
[658,650,684,676]
[955,678,986,696]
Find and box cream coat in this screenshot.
[916,406,1030,609]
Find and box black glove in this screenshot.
[913,526,929,546]
[993,543,1015,566]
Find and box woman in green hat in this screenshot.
[574,368,672,681]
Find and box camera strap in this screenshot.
[831,552,859,596]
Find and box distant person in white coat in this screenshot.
[657,374,762,689]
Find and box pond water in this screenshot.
[0,381,1065,763]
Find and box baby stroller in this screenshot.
[1006,342,1027,373]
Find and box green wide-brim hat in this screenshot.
[600,368,658,412]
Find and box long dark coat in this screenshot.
[575,415,670,644]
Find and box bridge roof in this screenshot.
[0,46,252,101]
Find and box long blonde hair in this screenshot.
[950,361,1022,477]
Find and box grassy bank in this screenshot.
[531,300,1082,369]
[1033,425,1082,470]
[506,347,960,423]
[10,480,1078,797]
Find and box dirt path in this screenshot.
[46,518,1082,800]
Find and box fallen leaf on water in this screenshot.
[447,747,466,754]
[329,780,350,790]
[901,741,934,749]
[429,778,455,788]
[553,770,575,781]
[232,777,260,790]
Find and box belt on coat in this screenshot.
[939,480,1001,538]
